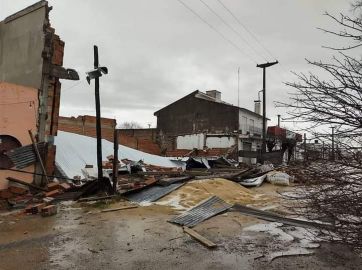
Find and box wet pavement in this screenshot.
[1,197,361,269]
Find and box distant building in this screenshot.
[154,90,267,163]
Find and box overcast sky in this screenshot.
[0,0,355,130]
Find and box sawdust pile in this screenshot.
[158,178,272,209]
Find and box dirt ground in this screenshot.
[0,182,361,270]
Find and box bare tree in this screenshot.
[278,1,362,249]
[118,121,143,129]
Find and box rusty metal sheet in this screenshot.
[7,143,45,169]
[169,196,232,227]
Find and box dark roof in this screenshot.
[154,90,268,120]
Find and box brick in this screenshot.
[47,182,61,191]
[59,183,71,191]
[43,197,55,205]
[45,189,63,198]
[0,189,15,199]
[41,205,58,217]
[26,203,46,214]
[8,182,29,195]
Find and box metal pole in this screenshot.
[262,67,266,157]
[277,114,281,127]
[112,129,119,193]
[257,61,278,162]
[94,45,103,182]
[237,67,240,108]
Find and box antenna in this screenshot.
[237,67,240,107]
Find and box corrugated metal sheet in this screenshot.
[7,143,45,169]
[231,204,327,228]
[125,182,184,203]
[169,196,232,227]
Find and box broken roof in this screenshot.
[154,90,266,119]
[55,131,181,178]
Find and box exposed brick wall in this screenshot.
[58,115,117,142]
[118,129,161,155]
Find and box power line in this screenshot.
[216,0,277,61]
[198,0,267,62]
[176,0,257,64]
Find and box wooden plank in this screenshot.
[6,177,47,192]
[28,130,49,185]
[183,226,217,249]
[77,195,117,202]
[100,205,138,213]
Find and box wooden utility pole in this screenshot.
[257,61,278,162]
[112,129,119,193]
[93,46,103,182]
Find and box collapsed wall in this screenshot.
[0,1,78,189]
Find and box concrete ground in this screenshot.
[0,197,361,270]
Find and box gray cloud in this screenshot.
[1,0,355,128]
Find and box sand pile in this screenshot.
[157,178,272,209]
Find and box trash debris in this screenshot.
[267,171,292,186]
[239,174,267,187]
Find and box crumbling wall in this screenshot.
[0,1,78,189]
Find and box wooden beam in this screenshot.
[28,130,49,185]
[6,177,47,192]
[183,226,217,249]
[100,205,138,213]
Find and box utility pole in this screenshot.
[257,61,278,162]
[86,45,108,185]
[94,46,103,183]
[112,129,119,193]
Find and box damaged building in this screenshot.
[154,90,266,163]
[0,1,78,191]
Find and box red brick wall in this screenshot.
[58,115,116,142]
[118,129,161,155]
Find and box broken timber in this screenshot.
[6,177,47,192]
[100,205,138,213]
[183,226,217,249]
